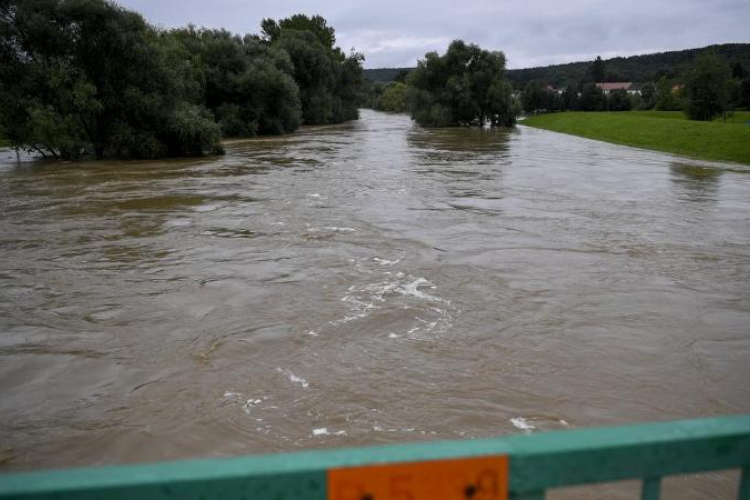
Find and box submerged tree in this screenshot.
[683,51,732,121]
[377,82,408,112]
[168,27,301,137]
[0,0,222,159]
[406,40,516,127]
[261,14,363,125]
[0,3,363,160]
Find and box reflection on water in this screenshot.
[1,111,750,498]
[669,163,723,203]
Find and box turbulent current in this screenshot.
[1,110,749,497]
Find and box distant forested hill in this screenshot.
[363,68,409,82]
[364,43,750,87]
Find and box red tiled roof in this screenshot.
[595,82,633,91]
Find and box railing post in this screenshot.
[739,467,749,500]
[641,476,661,500]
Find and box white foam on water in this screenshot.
[277,368,309,388]
[242,398,263,415]
[327,271,456,337]
[164,218,193,228]
[511,417,536,433]
[313,428,328,436]
[400,277,440,301]
[373,425,416,433]
[374,257,401,265]
[193,204,221,212]
[323,226,356,232]
[329,311,369,326]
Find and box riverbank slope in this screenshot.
[521,111,750,165]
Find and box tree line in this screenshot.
[363,44,750,88]
[0,1,364,160]
[362,40,518,127]
[519,50,750,121]
[504,43,750,89]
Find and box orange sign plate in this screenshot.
[328,455,509,500]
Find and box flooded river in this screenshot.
[1,110,749,496]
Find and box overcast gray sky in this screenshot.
[116,0,749,69]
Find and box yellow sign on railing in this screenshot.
[328,455,509,500]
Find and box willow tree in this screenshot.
[261,14,364,125]
[0,0,222,159]
[167,27,301,137]
[406,40,516,128]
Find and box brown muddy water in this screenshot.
[1,110,749,497]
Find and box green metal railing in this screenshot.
[1,414,749,499]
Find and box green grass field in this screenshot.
[522,111,750,165]
[627,110,750,124]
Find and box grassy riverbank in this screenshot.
[522,111,750,165]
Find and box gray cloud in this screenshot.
[116,0,750,68]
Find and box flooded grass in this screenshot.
[522,111,750,165]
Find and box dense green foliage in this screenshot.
[406,40,516,127]
[0,0,223,159]
[363,67,409,83]
[654,77,681,111]
[518,48,750,119]
[683,51,732,121]
[358,80,409,113]
[628,110,750,123]
[363,44,750,89]
[506,43,750,89]
[521,81,554,112]
[522,111,750,165]
[366,45,750,120]
[377,82,408,112]
[0,2,363,160]
[640,82,656,109]
[261,15,363,125]
[168,28,301,137]
[521,81,633,113]
[577,83,606,111]
[592,56,605,82]
[741,79,750,109]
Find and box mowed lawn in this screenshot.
[522,111,750,165]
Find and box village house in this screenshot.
[595,82,641,95]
